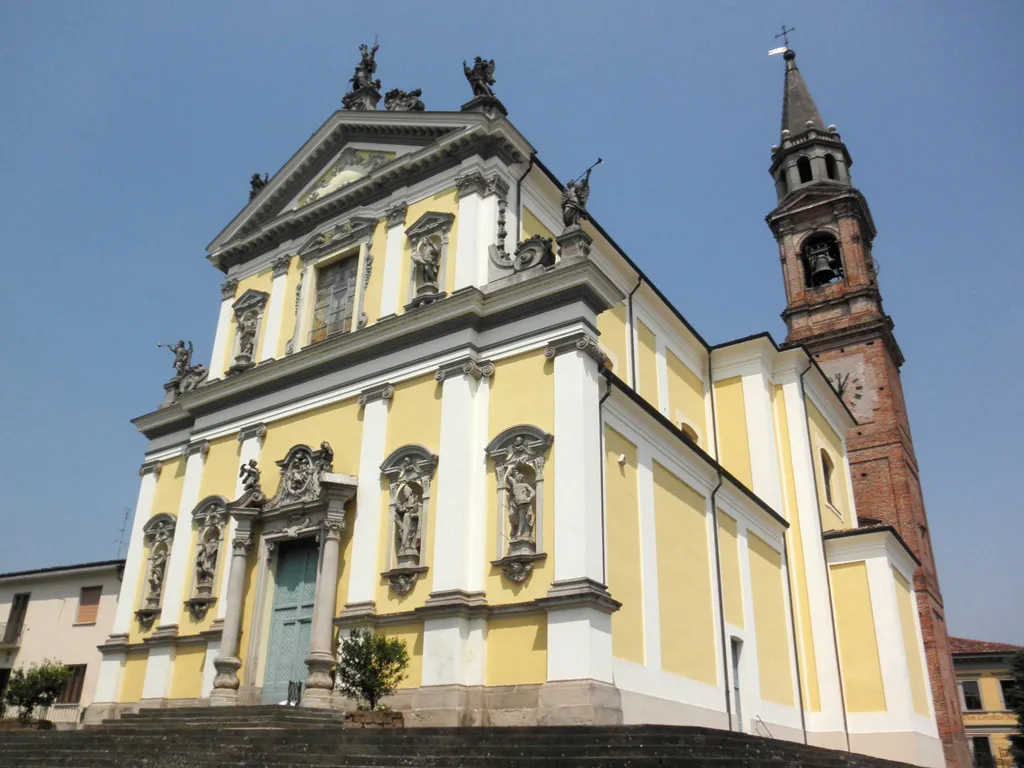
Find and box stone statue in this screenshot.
[148,549,168,599]
[385,88,425,112]
[237,310,258,358]
[239,459,261,493]
[506,468,537,544]
[159,340,208,405]
[249,173,268,201]
[195,534,218,591]
[463,57,496,98]
[561,168,593,228]
[411,239,441,291]
[394,483,422,564]
[162,340,193,379]
[351,42,381,91]
[319,441,334,473]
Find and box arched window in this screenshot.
[802,233,844,287]
[680,423,699,443]
[825,154,839,180]
[777,170,788,196]
[820,450,836,507]
[797,156,813,184]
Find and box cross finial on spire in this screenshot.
[775,23,796,49]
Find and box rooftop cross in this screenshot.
[775,23,795,48]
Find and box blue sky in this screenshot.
[0,2,1020,642]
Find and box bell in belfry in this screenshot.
[807,242,839,284]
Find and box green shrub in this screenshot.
[3,660,72,723]
[335,627,409,710]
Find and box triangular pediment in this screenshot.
[207,110,499,258]
[232,288,270,312]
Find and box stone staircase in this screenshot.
[0,706,917,768]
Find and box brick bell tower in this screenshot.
[765,49,969,767]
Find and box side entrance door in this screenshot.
[261,538,318,704]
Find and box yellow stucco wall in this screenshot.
[486,614,547,686]
[382,622,424,689]
[119,650,148,703]
[894,568,930,716]
[604,426,644,665]
[636,319,659,406]
[717,512,744,628]
[596,303,628,376]
[666,348,707,449]
[375,373,443,613]
[652,461,717,685]
[830,561,887,712]
[220,269,274,377]
[806,399,852,531]
[485,349,555,604]
[397,188,460,310]
[170,644,206,700]
[359,219,388,327]
[773,385,820,711]
[714,377,752,489]
[521,206,556,243]
[748,533,794,706]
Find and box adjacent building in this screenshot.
[0,560,123,727]
[951,637,1022,768]
[85,45,947,767]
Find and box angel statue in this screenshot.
[239,459,261,493]
[463,57,496,99]
[351,42,381,91]
[160,340,193,379]
[562,170,593,228]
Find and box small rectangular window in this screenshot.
[970,736,994,768]
[75,586,102,625]
[999,679,1015,710]
[960,679,983,711]
[57,665,87,704]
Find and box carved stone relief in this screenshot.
[380,445,438,596]
[404,212,455,309]
[485,426,553,583]
[137,513,177,628]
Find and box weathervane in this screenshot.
[769,23,795,56]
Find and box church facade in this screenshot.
[87,47,945,767]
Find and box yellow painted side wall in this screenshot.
[652,462,717,685]
[359,219,388,327]
[521,206,556,243]
[666,349,707,449]
[381,622,424,689]
[375,373,443,613]
[748,533,794,706]
[713,377,752,489]
[485,349,555,604]
[636,320,659,406]
[604,426,644,664]
[717,513,744,628]
[486,615,547,685]
[119,650,148,703]
[773,385,820,711]
[170,645,206,699]
[830,561,887,712]
[893,568,930,716]
[596,303,628,376]
[220,269,274,376]
[397,188,460,309]
[806,399,852,531]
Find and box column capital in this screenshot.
[455,170,509,200]
[319,519,345,543]
[385,202,408,228]
[435,357,495,383]
[544,332,608,367]
[184,439,210,458]
[358,382,394,406]
[271,254,292,277]
[138,459,163,478]
[236,422,267,443]
[220,278,239,300]
[231,532,253,555]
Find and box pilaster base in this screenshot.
[537,679,623,726]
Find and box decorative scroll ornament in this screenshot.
[385,88,424,111]
[380,445,438,596]
[298,151,390,208]
[159,340,208,407]
[485,426,553,583]
[263,442,335,511]
[513,235,555,272]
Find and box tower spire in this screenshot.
[780,50,824,136]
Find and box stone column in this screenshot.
[303,517,345,708]
[209,279,238,378]
[209,520,254,707]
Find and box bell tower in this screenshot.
[765,49,969,767]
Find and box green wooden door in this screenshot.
[261,539,318,704]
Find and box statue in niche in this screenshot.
[236,309,258,360]
[195,531,219,595]
[411,239,441,294]
[506,467,537,552]
[249,173,268,201]
[393,482,423,566]
[147,548,168,602]
[351,42,381,91]
[463,57,496,98]
[240,459,261,492]
[385,88,424,112]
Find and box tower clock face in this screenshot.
[818,355,877,422]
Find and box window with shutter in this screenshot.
[57,665,87,704]
[311,257,358,343]
[3,593,29,643]
[75,586,102,625]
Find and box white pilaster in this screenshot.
[453,192,482,290]
[636,444,662,671]
[655,338,670,416]
[379,214,406,318]
[158,442,209,627]
[421,616,487,687]
[291,262,316,353]
[141,644,175,701]
[547,606,614,682]
[111,462,162,634]
[552,349,604,583]
[209,282,237,377]
[93,653,126,704]
[742,372,783,511]
[217,426,264,619]
[200,639,220,698]
[260,260,290,362]
[345,397,389,606]
[865,556,913,727]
